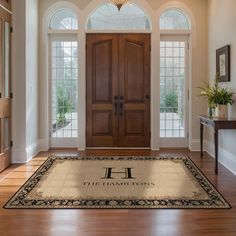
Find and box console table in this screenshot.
[199,115,236,174]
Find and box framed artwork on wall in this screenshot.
[216,45,230,82]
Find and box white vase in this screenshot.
[214,105,228,119]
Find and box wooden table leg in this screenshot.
[214,129,219,174]
[200,123,203,158]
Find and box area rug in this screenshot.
[4,156,230,209]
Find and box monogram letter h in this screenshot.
[102,168,136,179]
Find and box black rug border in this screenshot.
[187,156,231,206]
[3,155,231,210]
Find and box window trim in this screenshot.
[48,29,78,35]
[159,29,191,35]
[85,29,152,34]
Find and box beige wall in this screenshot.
[38,0,208,147]
[208,0,236,168]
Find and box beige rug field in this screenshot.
[4,156,230,209]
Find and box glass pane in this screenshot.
[87,3,150,30]
[4,21,10,98]
[51,40,78,138]
[160,8,190,30]
[50,9,78,30]
[160,40,186,138]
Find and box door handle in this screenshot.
[119,96,124,116]
[120,102,123,116]
[114,96,118,116]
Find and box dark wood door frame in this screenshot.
[86,33,151,148]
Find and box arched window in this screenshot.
[160,8,190,30]
[159,8,191,147]
[87,3,151,30]
[48,8,79,145]
[50,8,78,30]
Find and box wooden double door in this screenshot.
[86,34,150,147]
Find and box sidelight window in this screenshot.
[49,8,79,145]
[160,40,187,138]
[51,39,78,138]
[159,7,191,147]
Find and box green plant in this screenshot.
[161,91,179,113]
[198,76,234,109]
[166,92,178,108]
[57,83,71,124]
[165,91,178,113]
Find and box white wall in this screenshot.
[207,0,236,174]
[12,0,39,163]
[26,0,39,154]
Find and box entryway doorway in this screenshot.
[86,34,151,148]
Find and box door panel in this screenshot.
[125,111,145,136]
[119,34,150,147]
[87,34,118,147]
[124,39,145,102]
[93,40,113,103]
[86,34,150,148]
[0,7,11,172]
[92,111,112,136]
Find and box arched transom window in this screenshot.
[160,8,190,30]
[50,8,78,30]
[87,3,151,30]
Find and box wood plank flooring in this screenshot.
[0,149,236,236]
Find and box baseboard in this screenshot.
[12,147,28,164]
[204,140,236,176]
[39,139,49,151]
[12,138,236,176]
[26,141,40,161]
[12,140,40,164]
[190,139,201,151]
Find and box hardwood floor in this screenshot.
[0,149,236,236]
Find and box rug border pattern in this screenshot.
[4,156,231,209]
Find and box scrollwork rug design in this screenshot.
[4,156,230,209]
